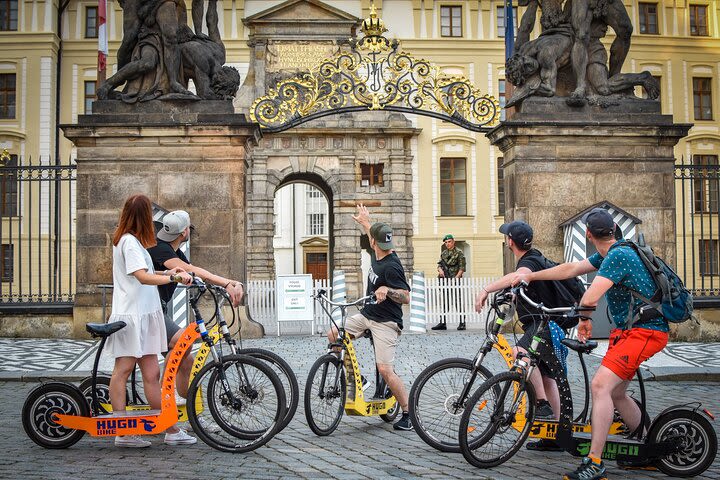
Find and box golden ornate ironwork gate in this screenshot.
[251,6,500,133]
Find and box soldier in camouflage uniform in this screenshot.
[433,234,467,330]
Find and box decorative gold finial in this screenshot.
[361,2,387,36]
[0,149,10,166]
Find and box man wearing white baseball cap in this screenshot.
[148,210,245,404]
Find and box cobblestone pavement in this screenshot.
[3,331,719,479]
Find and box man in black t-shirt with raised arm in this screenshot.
[474,221,568,451]
[326,204,413,431]
[147,210,245,403]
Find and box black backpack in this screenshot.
[521,254,587,330]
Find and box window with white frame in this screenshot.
[499,79,506,120]
[496,6,518,38]
[84,81,96,114]
[1,243,13,282]
[690,5,709,36]
[305,186,327,236]
[638,3,659,34]
[440,157,467,216]
[0,0,18,31]
[0,73,16,119]
[0,153,18,217]
[693,77,713,120]
[699,239,719,276]
[85,6,98,38]
[440,6,463,37]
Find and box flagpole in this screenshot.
[97,0,108,88]
[504,0,516,120]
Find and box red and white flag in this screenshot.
[97,0,108,76]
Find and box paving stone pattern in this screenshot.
[2,331,719,479]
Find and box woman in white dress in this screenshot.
[107,194,196,448]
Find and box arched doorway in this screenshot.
[245,128,417,298]
[273,180,332,280]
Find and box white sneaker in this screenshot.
[189,416,222,434]
[175,393,187,407]
[164,428,197,446]
[115,435,151,448]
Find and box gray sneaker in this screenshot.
[535,400,555,420]
[393,412,413,431]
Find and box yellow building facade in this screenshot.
[1,0,720,312]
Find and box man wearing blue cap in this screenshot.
[512,208,669,479]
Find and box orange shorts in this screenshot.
[602,328,668,381]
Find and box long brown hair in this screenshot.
[112,194,157,248]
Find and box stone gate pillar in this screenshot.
[488,98,691,267]
[63,101,260,338]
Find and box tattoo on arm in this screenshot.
[387,289,410,304]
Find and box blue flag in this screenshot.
[505,0,515,60]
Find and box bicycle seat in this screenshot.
[561,338,598,354]
[86,321,127,338]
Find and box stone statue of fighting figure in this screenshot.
[508,0,654,107]
[99,0,239,102]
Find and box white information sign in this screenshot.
[276,274,314,323]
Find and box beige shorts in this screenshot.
[344,313,401,365]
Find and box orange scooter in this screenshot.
[22,277,286,452]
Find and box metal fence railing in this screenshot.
[0,157,76,312]
[675,157,720,301]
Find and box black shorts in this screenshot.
[161,300,181,353]
[516,321,564,380]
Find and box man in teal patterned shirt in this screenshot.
[512,208,669,480]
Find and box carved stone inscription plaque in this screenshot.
[266,41,338,72]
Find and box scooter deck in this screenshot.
[94,408,162,417]
[528,419,627,439]
[568,432,652,463]
[99,402,189,422]
[345,396,397,416]
[55,408,171,437]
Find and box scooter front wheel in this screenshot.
[458,371,536,468]
[22,382,89,449]
[304,354,346,436]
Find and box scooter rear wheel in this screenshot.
[22,382,89,449]
[648,409,718,478]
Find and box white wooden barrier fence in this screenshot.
[425,277,496,326]
[247,276,497,334]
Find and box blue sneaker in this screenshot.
[563,457,606,480]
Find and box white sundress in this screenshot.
[105,233,168,358]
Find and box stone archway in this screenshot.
[271,171,336,279]
[246,116,419,297]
